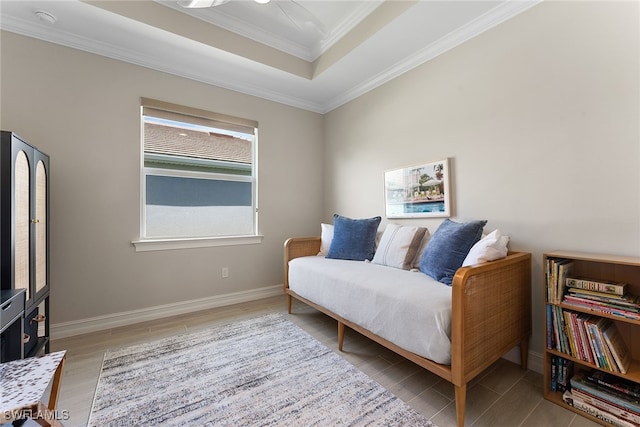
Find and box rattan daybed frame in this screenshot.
[284,236,531,427]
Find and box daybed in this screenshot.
[283,219,532,427]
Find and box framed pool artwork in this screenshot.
[384,158,451,218]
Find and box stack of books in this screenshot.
[567,278,629,295]
[550,355,573,392]
[547,307,631,373]
[563,371,640,427]
[563,278,640,321]
[546,258,574,304]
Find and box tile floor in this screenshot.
[47,296,600,427]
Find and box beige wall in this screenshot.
[324,1,640,357]
[0,31,324,325]
[1,1,638,360]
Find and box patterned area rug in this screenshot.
[88,313,437,426]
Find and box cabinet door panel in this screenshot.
[35,159,47,294]
[14,150,30,299]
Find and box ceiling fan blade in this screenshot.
[177,0,230,8]
[276,1,327,37]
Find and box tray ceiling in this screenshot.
[0,0,540,113]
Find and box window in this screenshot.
[135,98,259,250]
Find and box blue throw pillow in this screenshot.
[419,219,487,285]
[326,214,381,261]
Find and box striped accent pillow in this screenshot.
[372,224,427,270]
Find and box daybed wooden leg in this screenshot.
[454,384,466,427]
[520,337,529,370]
[286,294,292,314]
[338,321,345,351]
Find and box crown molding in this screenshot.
[158,1,383,62]
[0,13,326,113]
[311,1,383,61]
[158,2,317,62]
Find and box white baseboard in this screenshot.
[502,346,544,374]
[51,285,284,339]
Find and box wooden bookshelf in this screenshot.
[543,250,640,426]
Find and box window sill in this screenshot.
[132,235,263,252]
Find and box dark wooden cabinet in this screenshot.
[1,289,25,361]
[0,131,50,359]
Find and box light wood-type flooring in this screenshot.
[48,296,600,427]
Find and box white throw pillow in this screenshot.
[462,229,509,266]
[318,223,334,256]
[372,224,427,270]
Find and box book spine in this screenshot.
[559,307,571,354]
[602,324,631,374]
[571,377,640,413]
[551,259,558,304]
[563,299,640,321]
[576,315,594,365]
[570,312,588,362]
[556,358,572,392]
[558,262,574,303]
[564,297,640,315]
[546,258,552,302]
[587,372,640,400]
[551,306,558,352]
[572,388,640,424]
[594,319,619,373]
[552,305,564,353]
[564,310,578,358]
[546,304,554,349]
[567,278,627,296]
[565,292,640,310]
[585,321,606,369]
[569,394,638,427]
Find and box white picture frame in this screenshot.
[384,158,451,218]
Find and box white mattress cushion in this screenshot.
[288,256,452,364]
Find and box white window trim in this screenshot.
[138,101,259,249]
[132,234,263,252]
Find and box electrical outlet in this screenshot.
[221,267,229,278]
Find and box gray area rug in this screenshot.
[88,313,437,426]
